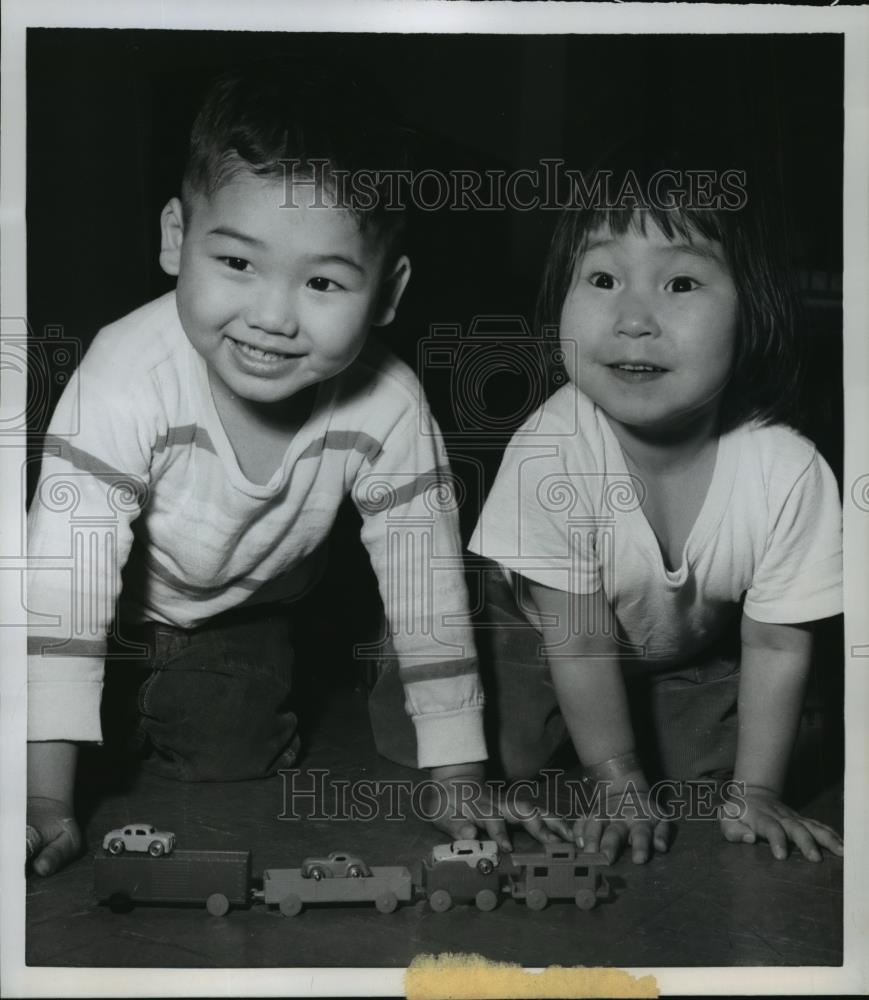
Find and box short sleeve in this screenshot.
[468,436,601,596]
[743,449,842,624]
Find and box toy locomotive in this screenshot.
[93,826,612,916]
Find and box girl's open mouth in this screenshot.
[607,362,668,382]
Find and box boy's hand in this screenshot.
[427,763,572,852]
[26,796,82,876]
[720,784,844,862]
[573,786,670,865]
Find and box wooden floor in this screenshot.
[26,669,843,970]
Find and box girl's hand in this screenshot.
[720,784,844,862]
[574,787,670,864]
[26,796,83,876]
[427,763,573,851]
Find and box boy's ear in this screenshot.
[159,198,186,276]
[371,255,412,327]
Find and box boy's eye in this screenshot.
[589,272,615,290]
[668,275,699,293]
[307,276,342,292]
[220,256,251,273]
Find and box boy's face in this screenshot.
[160,172,409,409]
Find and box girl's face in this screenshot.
[560,218,739,438]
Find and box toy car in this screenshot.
[102,824,176,858]
[429,839,500,874]
[300,852,372,880]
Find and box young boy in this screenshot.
[26,64,555,875]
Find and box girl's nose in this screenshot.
[614,293,660,338]
[246,284,299,337]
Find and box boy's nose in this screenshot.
[247,285,299,337]
[613,293,660,339]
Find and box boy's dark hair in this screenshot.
[536,135,803,432]
[182,59,411,256]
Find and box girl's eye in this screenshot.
[220,257,251,273]
[589,272,615,290]
[669,276,699,293]
[307,276,342,292]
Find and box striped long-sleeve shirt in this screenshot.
[27,292,486,768]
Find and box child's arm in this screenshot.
[26,741,82,875]
[526,579,670,864]
[720,614,844,860]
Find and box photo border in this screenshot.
[2,1,867,996]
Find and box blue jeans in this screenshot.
[103,605,300,781]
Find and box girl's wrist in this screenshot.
[580,750,649,795]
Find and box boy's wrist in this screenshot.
[430,761,486,782]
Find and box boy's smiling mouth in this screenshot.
[226,335,303,364]
[226,335,302,375]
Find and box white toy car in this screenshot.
[102,824,176,857]
[429,839,500,874]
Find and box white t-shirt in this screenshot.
[28,292,485,767]
[468,386,842,671]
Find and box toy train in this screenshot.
[93,830,612,916]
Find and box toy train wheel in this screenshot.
[107,892,133,913]
[574,889,596,911]
[206,893,230,917]
[475,889,498,912]
[107,839,124,856]
[279,893,303,917]
[526,888,548,911]
[429,889,453,913]
[476,858,494,875]
[375,890,398,914]
[148,841,165,858]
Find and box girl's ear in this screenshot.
[371,255,412,327]
[159,198,185,276]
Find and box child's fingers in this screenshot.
[481,817,514,853]
[32,827,78,877]
[432,814,479,843]
[720,816,756,844]
[25,825,43,865]
[599,823,627,865]
[783,820,822,863]
[653,819,670,853]
[627,824,652,864]
[801,819,844,857]
[540,813,574,843]
[755,815,789,860]
[579,818,605,855]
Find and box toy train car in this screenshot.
[262,864,414,915]
[94,849,252,915]
[94,834,611,916]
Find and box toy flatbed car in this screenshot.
[263,864,413,915]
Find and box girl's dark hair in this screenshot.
[536,135,804,431]
[182,58,411,256]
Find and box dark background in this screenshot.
[26,29,845,783]
[27,28,844,484]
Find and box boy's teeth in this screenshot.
[236,340,287,361]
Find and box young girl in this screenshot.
[468,151,844,865]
